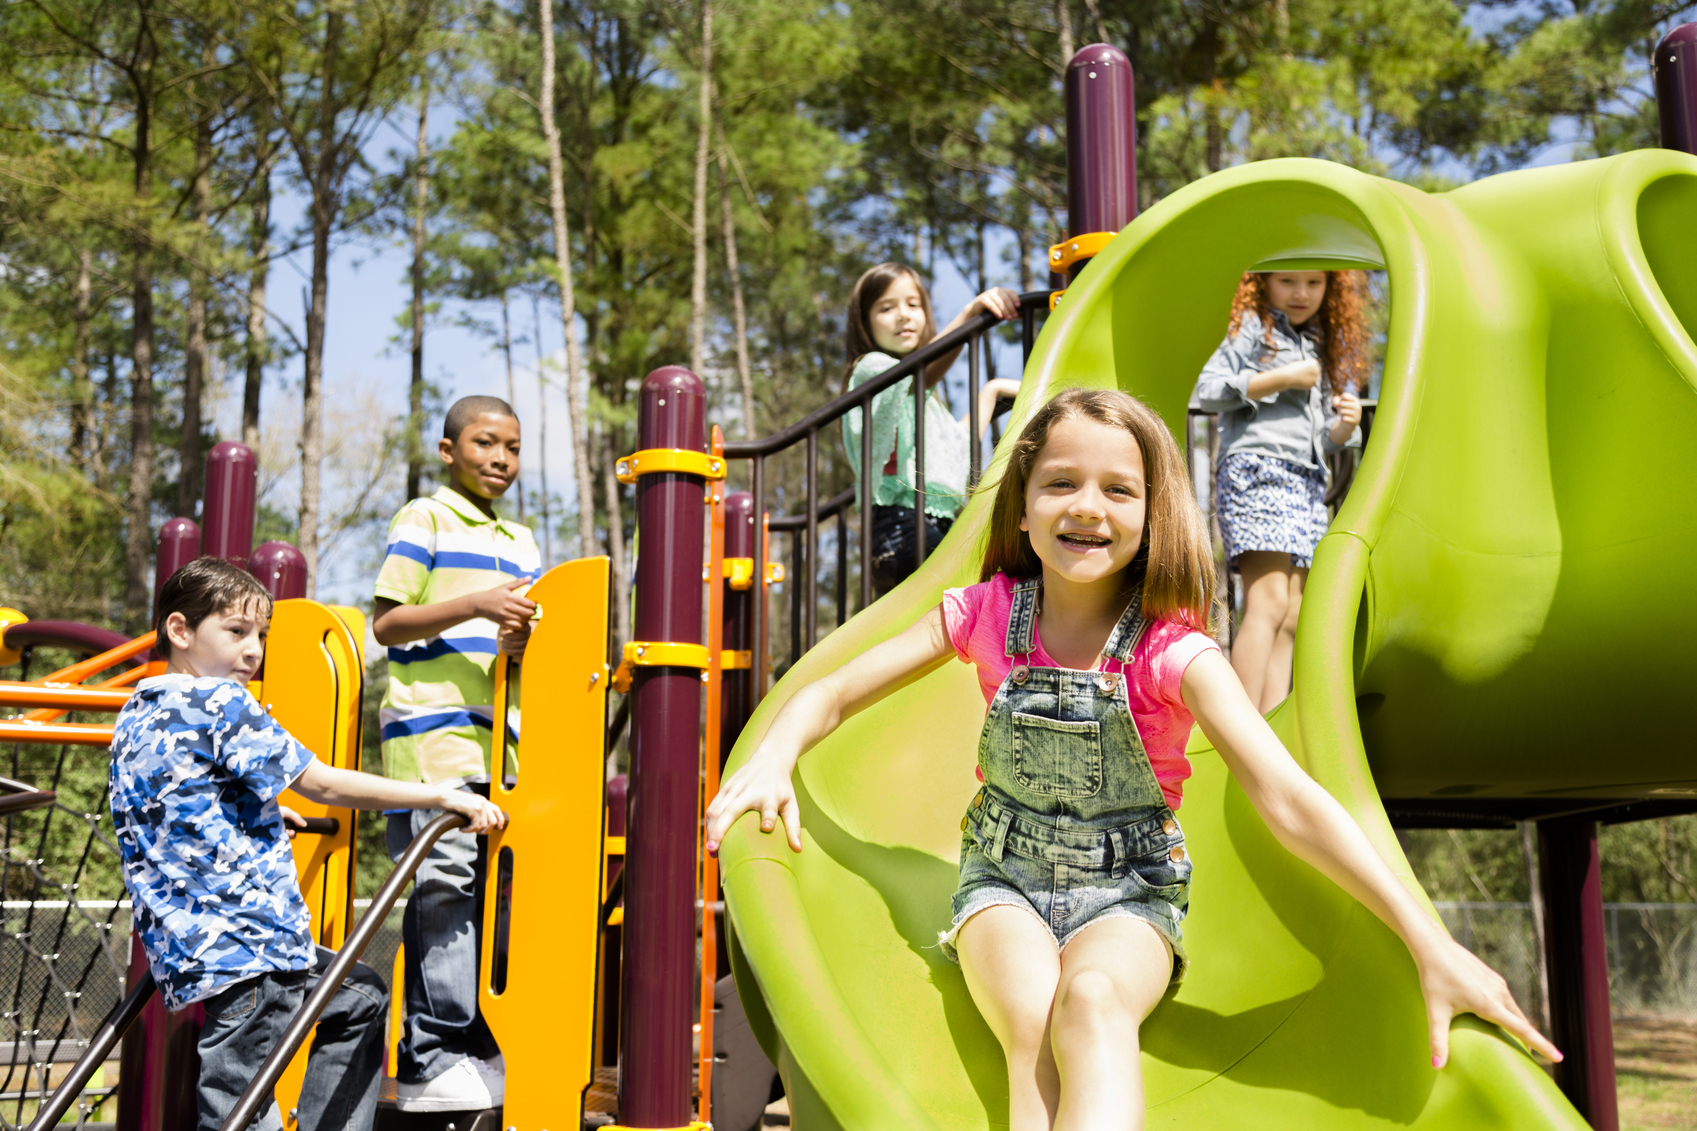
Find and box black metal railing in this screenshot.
[722,290,1053,684]
[218,811,470,1131]
[23,971,153,1131]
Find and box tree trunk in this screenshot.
[502,289,521,519]
[178,56,213,518]
[70,248,91,469]
[602,431,630,644]
[243,137,273,450]
[533,293,551,565]
[123,6,158,629]
[716,148,753,439]
[299,6,341,597]
[537,0,596,558]
[690,0,712,376]
[1523,821,1552,1033]
[1083,0,1104,44]
[1056,0,1073,63]
[407,87,430,501]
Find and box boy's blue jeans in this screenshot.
[196,947,386,1131]
[387,787,501,1084]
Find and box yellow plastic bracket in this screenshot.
[1049,289,1067,312]
[724,557,755,590]
[1048,230,1116,273]
[614,448,727,484]
[765,561,787,584]
[721,649,753,670]
[610,639,714,693]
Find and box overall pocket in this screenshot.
[1011,712,1102,798]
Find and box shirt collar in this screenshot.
[432,485,501,526]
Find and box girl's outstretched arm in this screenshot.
[704,605,956,856]
[1181,649,1563,1069]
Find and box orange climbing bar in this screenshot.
[32,631,156,687]
[0,684,134,712]
[0,721,115,746]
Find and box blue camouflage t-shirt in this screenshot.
[110,675,317,1010]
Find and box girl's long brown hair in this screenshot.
[840,263,937,393]
[980,388,1216,633]
[1228,270,1370,393]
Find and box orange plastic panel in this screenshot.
[480,557,611,1131]
[262,599,364,1124]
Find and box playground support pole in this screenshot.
[154,519,201,604]
[250,542,308,601]
[201,442,257,566]
[722,492,755,762]
[1538,818,1618,1131]
[621,365,708,1128]
[1064,43,1137,279]
[1654,24,1697,153]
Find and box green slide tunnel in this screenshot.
[719,149,1697,1128]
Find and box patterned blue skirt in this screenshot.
[1216,452,1330,569]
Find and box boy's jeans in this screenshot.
[387,786,501,1084]
[197,947,386,1131]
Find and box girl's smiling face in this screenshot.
[1264,271,1327,326]
[1019,415,1148,587]
[867,272,928,356]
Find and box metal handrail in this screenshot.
[218,811,472,1131]
[724,289,1052,687]
[23,970,155,1131]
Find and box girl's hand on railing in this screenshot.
[968,287,1021,322]
[705,757,803,857]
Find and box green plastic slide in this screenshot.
[720,149,1697,1128]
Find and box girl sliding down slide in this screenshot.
[706,388,1557,1131]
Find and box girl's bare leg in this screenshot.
[1230,551,1293,710]
[1049,918,1173,1131]
[1261,564,1308,712]
[957,906,1063,1131]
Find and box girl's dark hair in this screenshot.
[840,262,937,393]
[1228,270,1371,393]
[980,388,1216,632]
[154,557,274,658]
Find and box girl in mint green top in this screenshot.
[840,262,1021,594]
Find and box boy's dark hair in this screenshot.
[443,396,517,442]
[154,558,274,658]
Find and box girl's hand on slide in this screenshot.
[971,287,1020,321]
[1331,391,1362,427]
[1419,934,1562,1068]
[704,763,803,857]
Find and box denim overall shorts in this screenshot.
[939,577,1192,985]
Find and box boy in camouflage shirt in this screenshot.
[110,558,505,1131]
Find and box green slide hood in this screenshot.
[720,151,1697,1128]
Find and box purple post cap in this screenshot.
[155,518,203,601]
[1655,24,1697,154]
[1065,42,1138,248]
[249,541,308,601]
[639,367,706,452]
[203,441,258,566]
[724,492,754,558]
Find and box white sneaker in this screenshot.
[394,1057,505,1112]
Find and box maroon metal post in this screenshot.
[116,934,201,1131]
[620,366,708,1128]
[1655,25,1697,153]
[1539,818,1618,1131]
[1064,43,1138,280]
[201,442,257,566]
[249,542,308,601]
[154,519,202,604]
[721,492,755,764]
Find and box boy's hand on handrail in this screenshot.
[435,788,507,834]
[279,805,307,839]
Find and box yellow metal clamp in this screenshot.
[1048,230,1116,273]
[614,448,727,484]
[1049,289,1067,311]
[723,557,754,590]
[721,650,753,670]
[610,639,713,692]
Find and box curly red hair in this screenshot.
[1227,271,1370,393]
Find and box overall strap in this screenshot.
[1101,584,1150,665]
[1003,577,1043,658]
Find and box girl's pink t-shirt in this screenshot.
[941,573,1221,810]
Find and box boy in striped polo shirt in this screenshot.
[372,396,540,1112]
